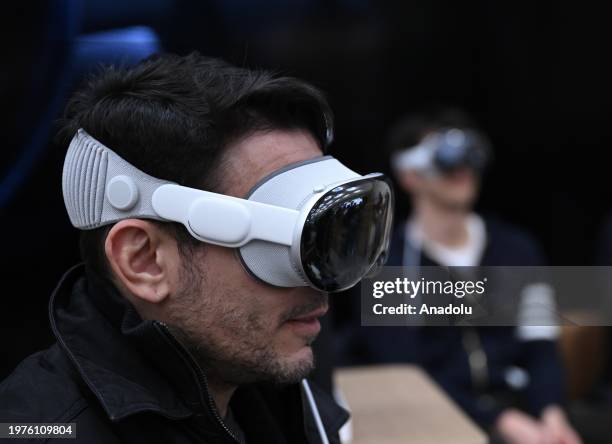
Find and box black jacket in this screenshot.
[0,265,348,443]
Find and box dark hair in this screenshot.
[57,52,333,278]
[385,106,479,155]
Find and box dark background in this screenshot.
[1,0,610,383]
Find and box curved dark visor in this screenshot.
[300,176,394,292]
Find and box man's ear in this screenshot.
[104,219,179,305]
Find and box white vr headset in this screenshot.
[63,129,394,292]
[392,128,489,176]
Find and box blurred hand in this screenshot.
[496,409,547,444]
[541,405,582,444]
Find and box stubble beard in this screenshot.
[165,252,317,387]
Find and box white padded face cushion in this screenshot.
[239,157,361,287]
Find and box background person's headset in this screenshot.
[392,127,491,177]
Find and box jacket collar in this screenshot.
[49,263,204,421]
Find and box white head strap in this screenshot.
[62,129,360,249]
[62,129,168,229]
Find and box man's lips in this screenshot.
[288,305,329,322]
[284,305,328,336]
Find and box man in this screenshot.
[339,108,581,444]
[0,53,393,443]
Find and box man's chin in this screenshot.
[290,344,314,363]
[430,191,474,212]
[271,346,315,385]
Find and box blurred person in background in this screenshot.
[337,108,581,444]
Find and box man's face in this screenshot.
[399,167,480,211]
[165,130,328,386]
